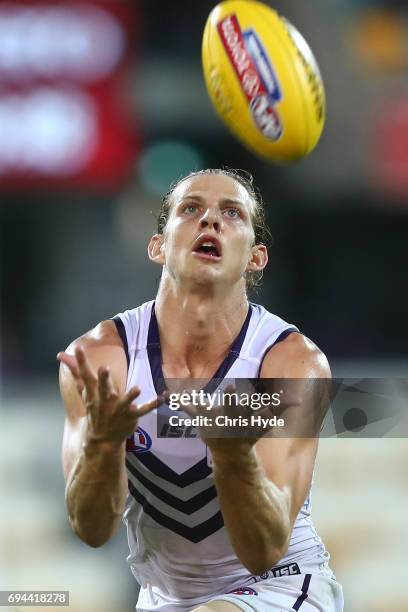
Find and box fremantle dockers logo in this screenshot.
[217,14,283,140]
[126,427,152,453]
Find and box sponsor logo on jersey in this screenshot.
[217,14,283,140]
[126,427,152,453]
[229,586,258,596]
[260,562,301,580]
[159,423,199,438]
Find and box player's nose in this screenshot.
[198,206,222,232]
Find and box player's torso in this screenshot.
[113,301,331,605]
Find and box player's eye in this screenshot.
[223,207,240,218]
[183,204,198,214]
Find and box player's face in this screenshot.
[150,173,267,288]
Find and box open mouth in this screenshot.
[192,236,222,260]
[196,242,219,257]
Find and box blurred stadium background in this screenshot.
[1,0,407,610]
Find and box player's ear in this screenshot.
[246,244,268,273]
[148,234,165,266]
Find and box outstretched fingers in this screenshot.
[98,366,117,401]
[57,351,84,395]
[128,391,165,418]
[122,386,141,406]
[75,346,97,401]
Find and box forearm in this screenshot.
[212,446,290,575]
[66,439,128,547]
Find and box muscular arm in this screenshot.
[210,334,330,575]
[59,321,159,548]
[63,427,128,548]
[211,444,291,575]
[60,321,129,547]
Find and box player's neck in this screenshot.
[154,282,249,376]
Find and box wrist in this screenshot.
[83,435,126,457]
[210,444,257,470]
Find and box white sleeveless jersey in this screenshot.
[113,301,333,611]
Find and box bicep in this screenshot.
[257,334,331,526]
[59,361,87,481]
[58,324,128,480]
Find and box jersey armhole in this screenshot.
[257,328,299,377]
[112,315,130,369]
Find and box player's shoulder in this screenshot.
[67,319,122,354]
[261,331,331,379]
[60,320,128,413]
[63,299,155,369]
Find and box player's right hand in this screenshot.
[57,346,162,449]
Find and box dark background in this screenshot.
[2,0,408,379]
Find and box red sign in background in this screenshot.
[0,0,139,190]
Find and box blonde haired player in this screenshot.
[58,169,344,611]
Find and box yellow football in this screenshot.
[202,0,326,162]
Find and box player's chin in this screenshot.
[185,265,224,286]
[189,256,223,276]
[193,268,222,283]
